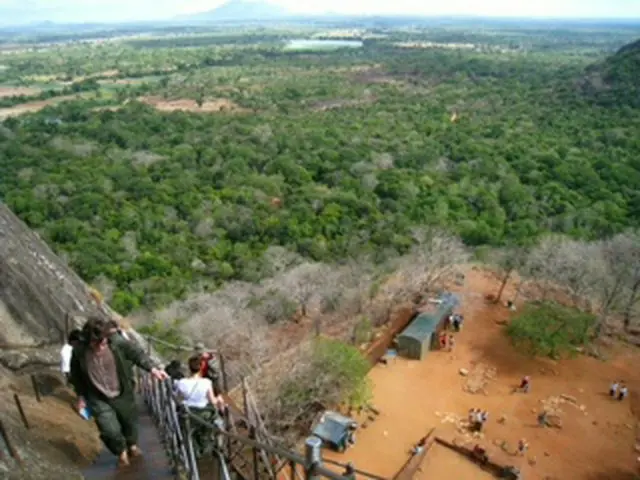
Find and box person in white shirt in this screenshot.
[61,329,82,384]
[175,355,226,456]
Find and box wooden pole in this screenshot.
[242,377,250,421]
[30,375,41,402]
[250,426,259,480]
[0,419,22,463]
[219,354,229,393]
[13,394,29,429]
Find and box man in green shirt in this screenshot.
[69,316,168,467]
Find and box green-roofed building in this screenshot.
[396,293,460,360]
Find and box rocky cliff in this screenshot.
[0,202,112,349]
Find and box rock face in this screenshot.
[0,203,110,348]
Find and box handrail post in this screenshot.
[304,437,322,480]
[219,353,229,393]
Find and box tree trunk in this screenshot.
[623,281,640,331]
[495,268,513,304]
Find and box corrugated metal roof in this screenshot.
[398,293,460,342]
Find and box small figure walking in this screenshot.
[448,335,455,352]
[519,375,531,393]
[481,410,489,423]
[618,384,629,401]
[517,438,528,456]
[610,381,619,398]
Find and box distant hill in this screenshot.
[581,38,640,107]
[181,0,291,23]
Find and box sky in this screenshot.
[1,0,640,24]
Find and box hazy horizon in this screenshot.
[2,0,640,26]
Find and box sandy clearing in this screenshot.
[0,86,41,98]
[323,269,640,480]
[139,96,249,114]
[0,95,79,119]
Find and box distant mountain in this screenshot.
[181,0,291,23]
[580,38,640,107]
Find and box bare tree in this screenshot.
[383,229,469,303]
[493,246,528,304]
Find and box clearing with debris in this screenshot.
[325,269,640,479]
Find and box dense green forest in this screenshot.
[1,24,639,313]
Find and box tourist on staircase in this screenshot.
[69,317,168,468]
[61,329,82,385]
[175,355,226,457]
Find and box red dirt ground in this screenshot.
[324,269,640,480]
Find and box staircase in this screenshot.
[82,335,384,480]
[82,397,174,480]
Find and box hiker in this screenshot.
[194,343,222,391]
[439,331,448,349]
[610,381,620,398]
[175,355,225,457]
[165,360,184,381]
[618,384,629,401]
[452,315,461,332]
[468,408,476,424]
[343,462,356,480]
[470,409,483,432]
[445,314,453,330]
[517,439,528,456]
[347,422,357,447]
[69,316,168,468]
[480,410,489,424]
[518,376,530,393]
[448,334,455,352]
[61,329,82,384]
[457,314,464,331]
[537,411,548,427]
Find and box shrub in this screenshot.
[507,301,596,358]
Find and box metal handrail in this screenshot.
[138,335,386,480]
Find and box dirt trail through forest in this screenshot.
[325,269,640,480]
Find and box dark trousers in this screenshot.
[187,407,216,457]
[89,392,138,456]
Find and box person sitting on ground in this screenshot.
[618,384,629,401]
[61,329,82,385]
[519,376,530,393]
[174,355,224,457]
[610,380,620,398]
[343,462,356,480]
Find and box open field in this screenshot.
[0,86,41,98]
[325,269,640,479]
[0,95,80,119]
[139,96,249,114]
